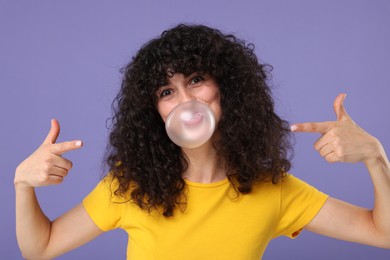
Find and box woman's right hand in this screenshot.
[14,119,83,189]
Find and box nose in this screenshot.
[178,89,195,104]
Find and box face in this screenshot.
[156,73,221,124]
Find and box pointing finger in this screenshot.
[49,140,83,155]
[290,121,334,134]
[43,119,61,144]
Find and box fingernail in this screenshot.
[75,141,82,147]
[290,125,298,132]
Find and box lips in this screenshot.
[181,112,204,126]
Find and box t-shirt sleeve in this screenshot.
[82,177,124,232]
[274,174,329,239]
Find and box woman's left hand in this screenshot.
[291,93,382,164]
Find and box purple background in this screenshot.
[1,0,389,259]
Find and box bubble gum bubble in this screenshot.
[165,100,216,149]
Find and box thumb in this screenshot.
[333,93,350,121]
[43,119,60,144]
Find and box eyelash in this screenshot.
[157,75,205,98]
[190,75,204,85]
[159,89,173,98]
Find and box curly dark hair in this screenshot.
[105,24,293,217]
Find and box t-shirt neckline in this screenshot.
[184,178,229,188]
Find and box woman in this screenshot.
[14,24,390,259]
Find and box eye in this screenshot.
[159,88,173,98]
[190,75,204,85]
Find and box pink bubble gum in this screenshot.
[165,100,216,148]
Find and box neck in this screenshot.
[181,141,226,183]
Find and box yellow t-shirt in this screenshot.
[83,174,328,259]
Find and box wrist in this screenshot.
[14,167,32,191]
[14,180,34,191]
[364,142,389,169]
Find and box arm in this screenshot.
[15,119,103,259]
[292,93,390,248]
[306,152,390,248]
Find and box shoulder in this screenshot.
[250,173,327,203]
[83,173,133,207]
[82,174,134,231]
[279,173,326,196]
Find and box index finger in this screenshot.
[290,121,334,134]
[49,140,83,155]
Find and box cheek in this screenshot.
[157,102,175,122]
[209,92,222,122]
[212,103,222,123]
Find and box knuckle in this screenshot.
[327,130,336,137]
[334,151,346,162]
[53,144,63,154]
[308,123,317,132]
[334,150,342,158]
[325,156,336,163]
[332,139,341,147]
[336,147,344,156]
[325,157,333,163]
[43,156,52,164]
[42,164,51,172]
[39,174,49,184]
